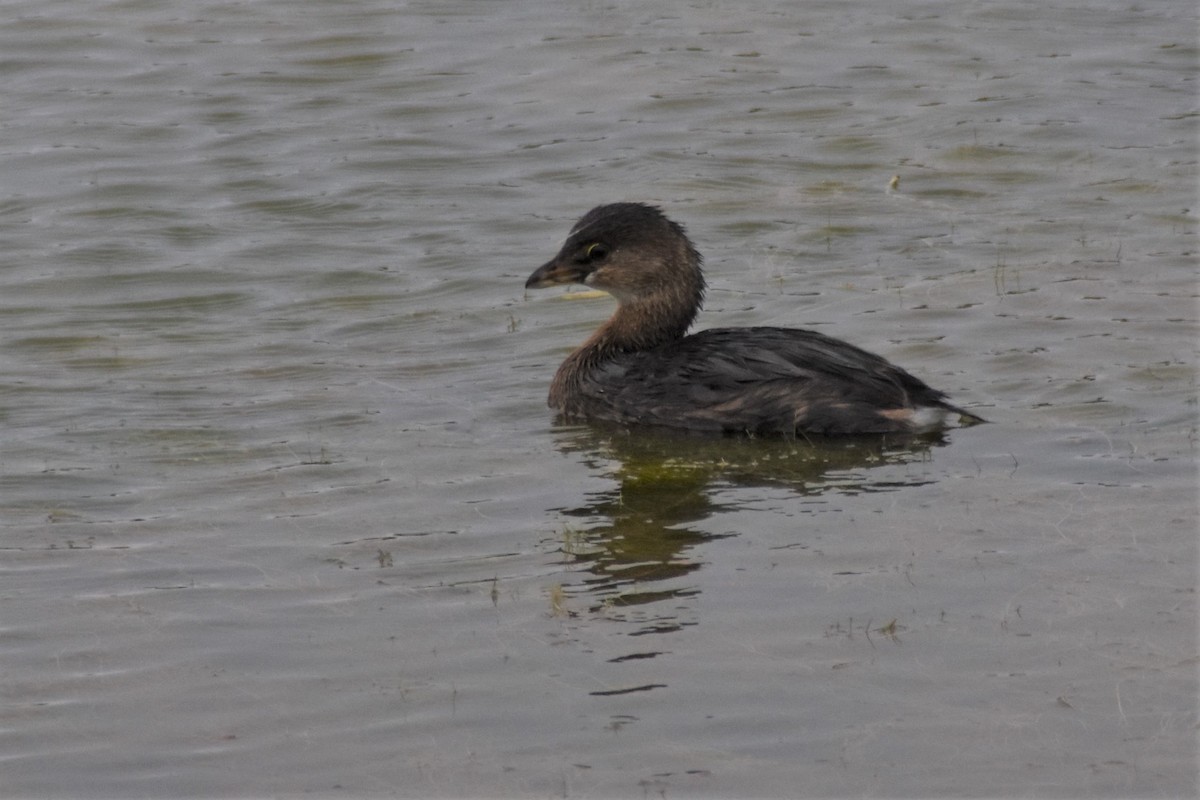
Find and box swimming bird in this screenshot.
[525,202,983,436]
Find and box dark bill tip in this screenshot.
[525,259,586,289]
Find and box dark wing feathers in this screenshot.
[579,327,952,435]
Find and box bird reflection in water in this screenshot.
[543,424,948,629]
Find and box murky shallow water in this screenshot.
[1,1,1195,797]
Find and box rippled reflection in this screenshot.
[545,425,948,623]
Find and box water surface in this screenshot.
[1,1,1195,797]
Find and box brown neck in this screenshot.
[549,290,700,410]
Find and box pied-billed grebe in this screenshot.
[525,203,984,436]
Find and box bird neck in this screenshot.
[548,284,702,409]
[601,291,699,351]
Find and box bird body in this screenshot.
[526,203,982,436]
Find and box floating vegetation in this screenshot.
[547,583,571,618]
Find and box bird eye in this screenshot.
[585,243,608,261]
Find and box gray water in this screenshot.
[1,1,1196,797]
